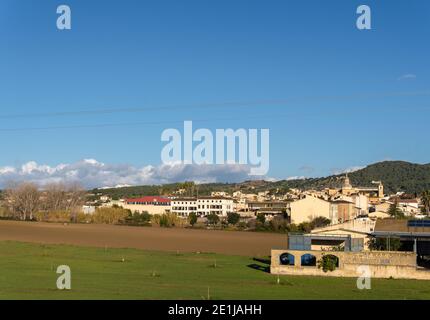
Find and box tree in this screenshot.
[41,182,86,222]
[256,212,266,224]
[92,207,130,224]
[206,213,220,225]
[43,183,67,212]
[4,182,40,220]
[122,211,151,226]
[188,212,198,226]
[310,216,331,229]
[269,215,289,232]
[388,200,404,219]
[227,212,240,225]
[66,183,86,220]
[179,181,196,197]
[421,190,430,216]
[297,222,313,233]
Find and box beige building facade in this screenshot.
[271,249,430,280]
[289,196,335,224]
[120,196,171,215]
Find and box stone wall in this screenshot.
[271,249,430,280]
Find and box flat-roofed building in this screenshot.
[171,196,234,217]
[121,196,171,215]
[171,197,198,217]
[196,197,233,217]
[246,201,289,218]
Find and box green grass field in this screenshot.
[0,241,429,300]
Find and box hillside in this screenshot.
[92,161,430,199]
[272,161,430,195]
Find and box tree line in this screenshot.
[0,182,86,221]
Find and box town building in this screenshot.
[372,219,430,257]
[310,218,375,250]
[171,197,234,217]
[289,195,334,224]
[288,195,359,225]
[340,174,384,204]
[246,201,289,218]
[270,233,430,280]
[82,205,96,215]
[121,196,171,215]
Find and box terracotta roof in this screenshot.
[125,196,171,204]
[389,197,418,203]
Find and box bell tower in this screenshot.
[378,182,384,198]
[343,174,352,189]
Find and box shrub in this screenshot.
[270,215,289,232]
[256,212,266,224]
[0,206,13,219]
[188,212,198,226]
[76,212,92,224]
[318,254,339,272]
[207,213,220,225]
[287,223,299,233]
[91,207,130,224]
[121,211,151,226]
[236,221,247,230]
[34,211,71,223]
[227,212,240,225]
[152,213,185,228]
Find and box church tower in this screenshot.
[378,182,384,198]
[343,174,352,189]
[341,174,353,195]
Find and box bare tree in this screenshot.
[41,182,86,221]
[66,183,86,222]
[43,183,68,212]
[4,181,86,222]
[4,182,41,220]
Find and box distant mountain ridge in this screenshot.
[92,161,430,199]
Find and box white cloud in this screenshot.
[397,74,416,81]
[0,159,268,189]
[0,166,16,175]
[331,166,365,175]
[286,176,305,181]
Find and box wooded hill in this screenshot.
[91,161,430,199]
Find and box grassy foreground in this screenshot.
[0,241,429,300]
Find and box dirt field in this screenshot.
[0,220,287,256]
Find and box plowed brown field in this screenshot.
[0,220,286,256]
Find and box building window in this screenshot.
[279,253,295,266]
[300,254,317,267]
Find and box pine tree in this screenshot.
[388,200,404,219]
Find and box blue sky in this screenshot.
[0,0,429,187]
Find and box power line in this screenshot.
[0,102,429,132]
[0,89,428,120]
[0,114,287,132]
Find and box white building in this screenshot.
[171,197,234,217]
[82,205,96,215]
[171,198,197,217]
[100,195,111,202]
